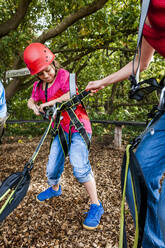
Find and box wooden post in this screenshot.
[114,125,122,149]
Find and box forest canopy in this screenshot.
[1,0,165,134]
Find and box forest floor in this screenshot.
[0,135,134,248]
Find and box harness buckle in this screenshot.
[69,95,80,109]
[74,121,84,131]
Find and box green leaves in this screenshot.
[1,0,165,136]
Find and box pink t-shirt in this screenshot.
[31,68,92,134]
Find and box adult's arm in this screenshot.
[86,37,155,92]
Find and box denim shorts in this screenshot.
[46,131,93,185]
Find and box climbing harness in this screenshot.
[119,102,165,248]
[120,144,148,248]
[51,89,91,157]
[158,84,165,111]
[50,73,91,157]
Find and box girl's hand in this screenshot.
[38,102,50,112]
[85,80,105,93]
[33,105,40,116]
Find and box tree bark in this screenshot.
[0,0,33,38]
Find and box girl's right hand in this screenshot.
[85,80,105,93]
[33,105,40,116]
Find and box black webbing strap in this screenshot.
[59,90,90,111]
[67,107,90,150]
[58,125,68,157]
[45,83,49,102]
[50,108,68,157]
[129,148,148,247]
[129,77,161,101]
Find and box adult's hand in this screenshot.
[85,79,105,93]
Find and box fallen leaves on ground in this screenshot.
[0,135,134,248]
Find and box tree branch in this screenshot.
[36,0,108,43]
[0,0,33,38]
[54,45,134,54]
[60,43,134,67]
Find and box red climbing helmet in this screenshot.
[23,43,55,75]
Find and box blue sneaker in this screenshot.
[37,185,62,202]
[83,201,104,230]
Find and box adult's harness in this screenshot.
[120,93,165,248]
[119,0,165,247]
[120,66,165,247]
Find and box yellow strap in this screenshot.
[119,144,139,248]
[30,118,53,162]
[119,144,131,247]
[0,188,11,202]
[0,189,15,215]
[131,165,139,248]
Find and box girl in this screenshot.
[24,43,104,230]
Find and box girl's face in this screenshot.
[37,64,56,83]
